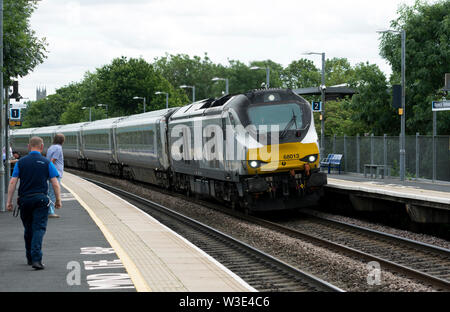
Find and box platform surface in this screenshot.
[0,185,135,292]
[327,173,450,207]
[0,172,254,292]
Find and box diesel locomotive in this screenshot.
[11,88,327,213]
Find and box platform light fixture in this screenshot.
[250,66,270,89]
[179,85,195,103]
[81,106,92,121]
[155,91,169,109]
[97,103,108,118]
[211,77,229,95]
[132,96,146,113]
[303,51,326,158]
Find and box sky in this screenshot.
[17,0,422,102]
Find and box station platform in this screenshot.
[327,173,450,205]
[326,173,450,223]
[0,172,254,292]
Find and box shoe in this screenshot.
[31,262,45,270]
[48,214,60,218]
[27,260,32,265]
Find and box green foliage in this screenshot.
[348,62,396,135]
[95,56,187,116]
[22,94,66,127]
[154,53,221,101]
[154,53,285,99]
[325,58,355,86]
[281,59,320,89]
[59,102,85,125]
[379,0,450,134]
[3,0,48,85]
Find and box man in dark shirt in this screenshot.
[6,136,62,270]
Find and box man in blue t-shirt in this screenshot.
[46,133,65,218]
[6,136,62,270]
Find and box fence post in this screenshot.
[384,134,387,177]
[356,134,360,173]
[433,112,436,182]
[344,134,347,172]
[333,134,336,154]
[416,132,419,179]
[370,133,374,164]
[399,132,402,179]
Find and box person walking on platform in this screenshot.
[6,136,62,270]
[46,133,65,218]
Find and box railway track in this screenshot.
[70,169,449,291]
[85,177,344,292]
[274,211,450,289]
[237,211,450,291]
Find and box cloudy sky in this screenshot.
[19,0,422,102]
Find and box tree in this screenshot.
[379,0,450,134]
[347,62,395,135]
[282,59,320,89]
[96,56,187,116]
[22,94,66,127]
[325,57,354,86]
[3,0,48,85]
[154,53,221,101]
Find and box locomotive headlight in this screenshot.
[300,154,318,163]
[248,160,267,168]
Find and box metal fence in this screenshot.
[322,134,450,182]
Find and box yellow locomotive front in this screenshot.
[231,89,326,211]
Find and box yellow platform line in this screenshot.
[61,181,152,292]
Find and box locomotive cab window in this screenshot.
[247,103,303,132]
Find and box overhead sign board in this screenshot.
[432,100,450,111]
[10,108,21,120]
[311,101,322,112]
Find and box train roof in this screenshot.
[81,116,124,132]
[57,122,90,133]
[32,125,63,135]
[169,96,235,120]
[11,127,36,136]
[116,107,178,128]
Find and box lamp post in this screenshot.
[179,85,195,103]
[377,29,406,181]
[0,0,5,211]
[211,77,229,95]
[82,106,92,122]
[132,96,146,113]
[155,91,168,109]
[97,103,108,118]
[1,0,41,211]
[303,52,326,157]
[250,66,270,89]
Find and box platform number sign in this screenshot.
[10,108,20,120]
[312,101,322,112]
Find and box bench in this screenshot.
[364,164,388,179]
[320,154,343,174]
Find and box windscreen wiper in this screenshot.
[280,110,298,138]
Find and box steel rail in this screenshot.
[83,177,344,292]
[243,214,450,291]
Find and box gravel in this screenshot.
[301,208,450,250]
[68,169,441,292]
